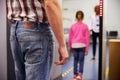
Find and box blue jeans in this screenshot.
[10,21,53,80]
[72,47,85,75]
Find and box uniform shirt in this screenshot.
[68,22,90,51]
[6,0,47,22]
[90,14,100,33]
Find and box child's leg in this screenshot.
[73,48,79,75]
[78,47,85,74]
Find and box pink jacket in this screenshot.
[68,22,90,51]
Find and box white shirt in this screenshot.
[72,43,86,48]
[90,14,100,33]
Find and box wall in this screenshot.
[62,0,99,42]
[62,0,99,29]
[105,0,120,38]
[0,0,7,80]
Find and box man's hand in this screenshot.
[54,46,69,65]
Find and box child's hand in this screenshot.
[70,48,72,53]
[69,48,72,53]
[85,50,88,56]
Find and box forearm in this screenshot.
[44,0,66,47]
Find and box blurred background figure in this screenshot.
[90,5,100,60]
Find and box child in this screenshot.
[68,10,90,80]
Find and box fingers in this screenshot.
[85,52,87,56]
[54,46,69,65]
[85,51,88,56]
[54,57,68,65]
[85,50,88,56]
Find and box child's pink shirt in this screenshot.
[68,22,90,51]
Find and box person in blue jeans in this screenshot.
[7,0,69,80]
[68,10,90,80]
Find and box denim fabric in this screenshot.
[72,48,85,75]
[10,21,53,80]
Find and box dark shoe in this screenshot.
[91,57,95,60]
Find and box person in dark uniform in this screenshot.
[90,5,100,60]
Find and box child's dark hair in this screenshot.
[75,10,84,20]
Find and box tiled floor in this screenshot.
[62,44,109,80]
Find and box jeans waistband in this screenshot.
[12,20,50,29]
[12,20,49,25]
